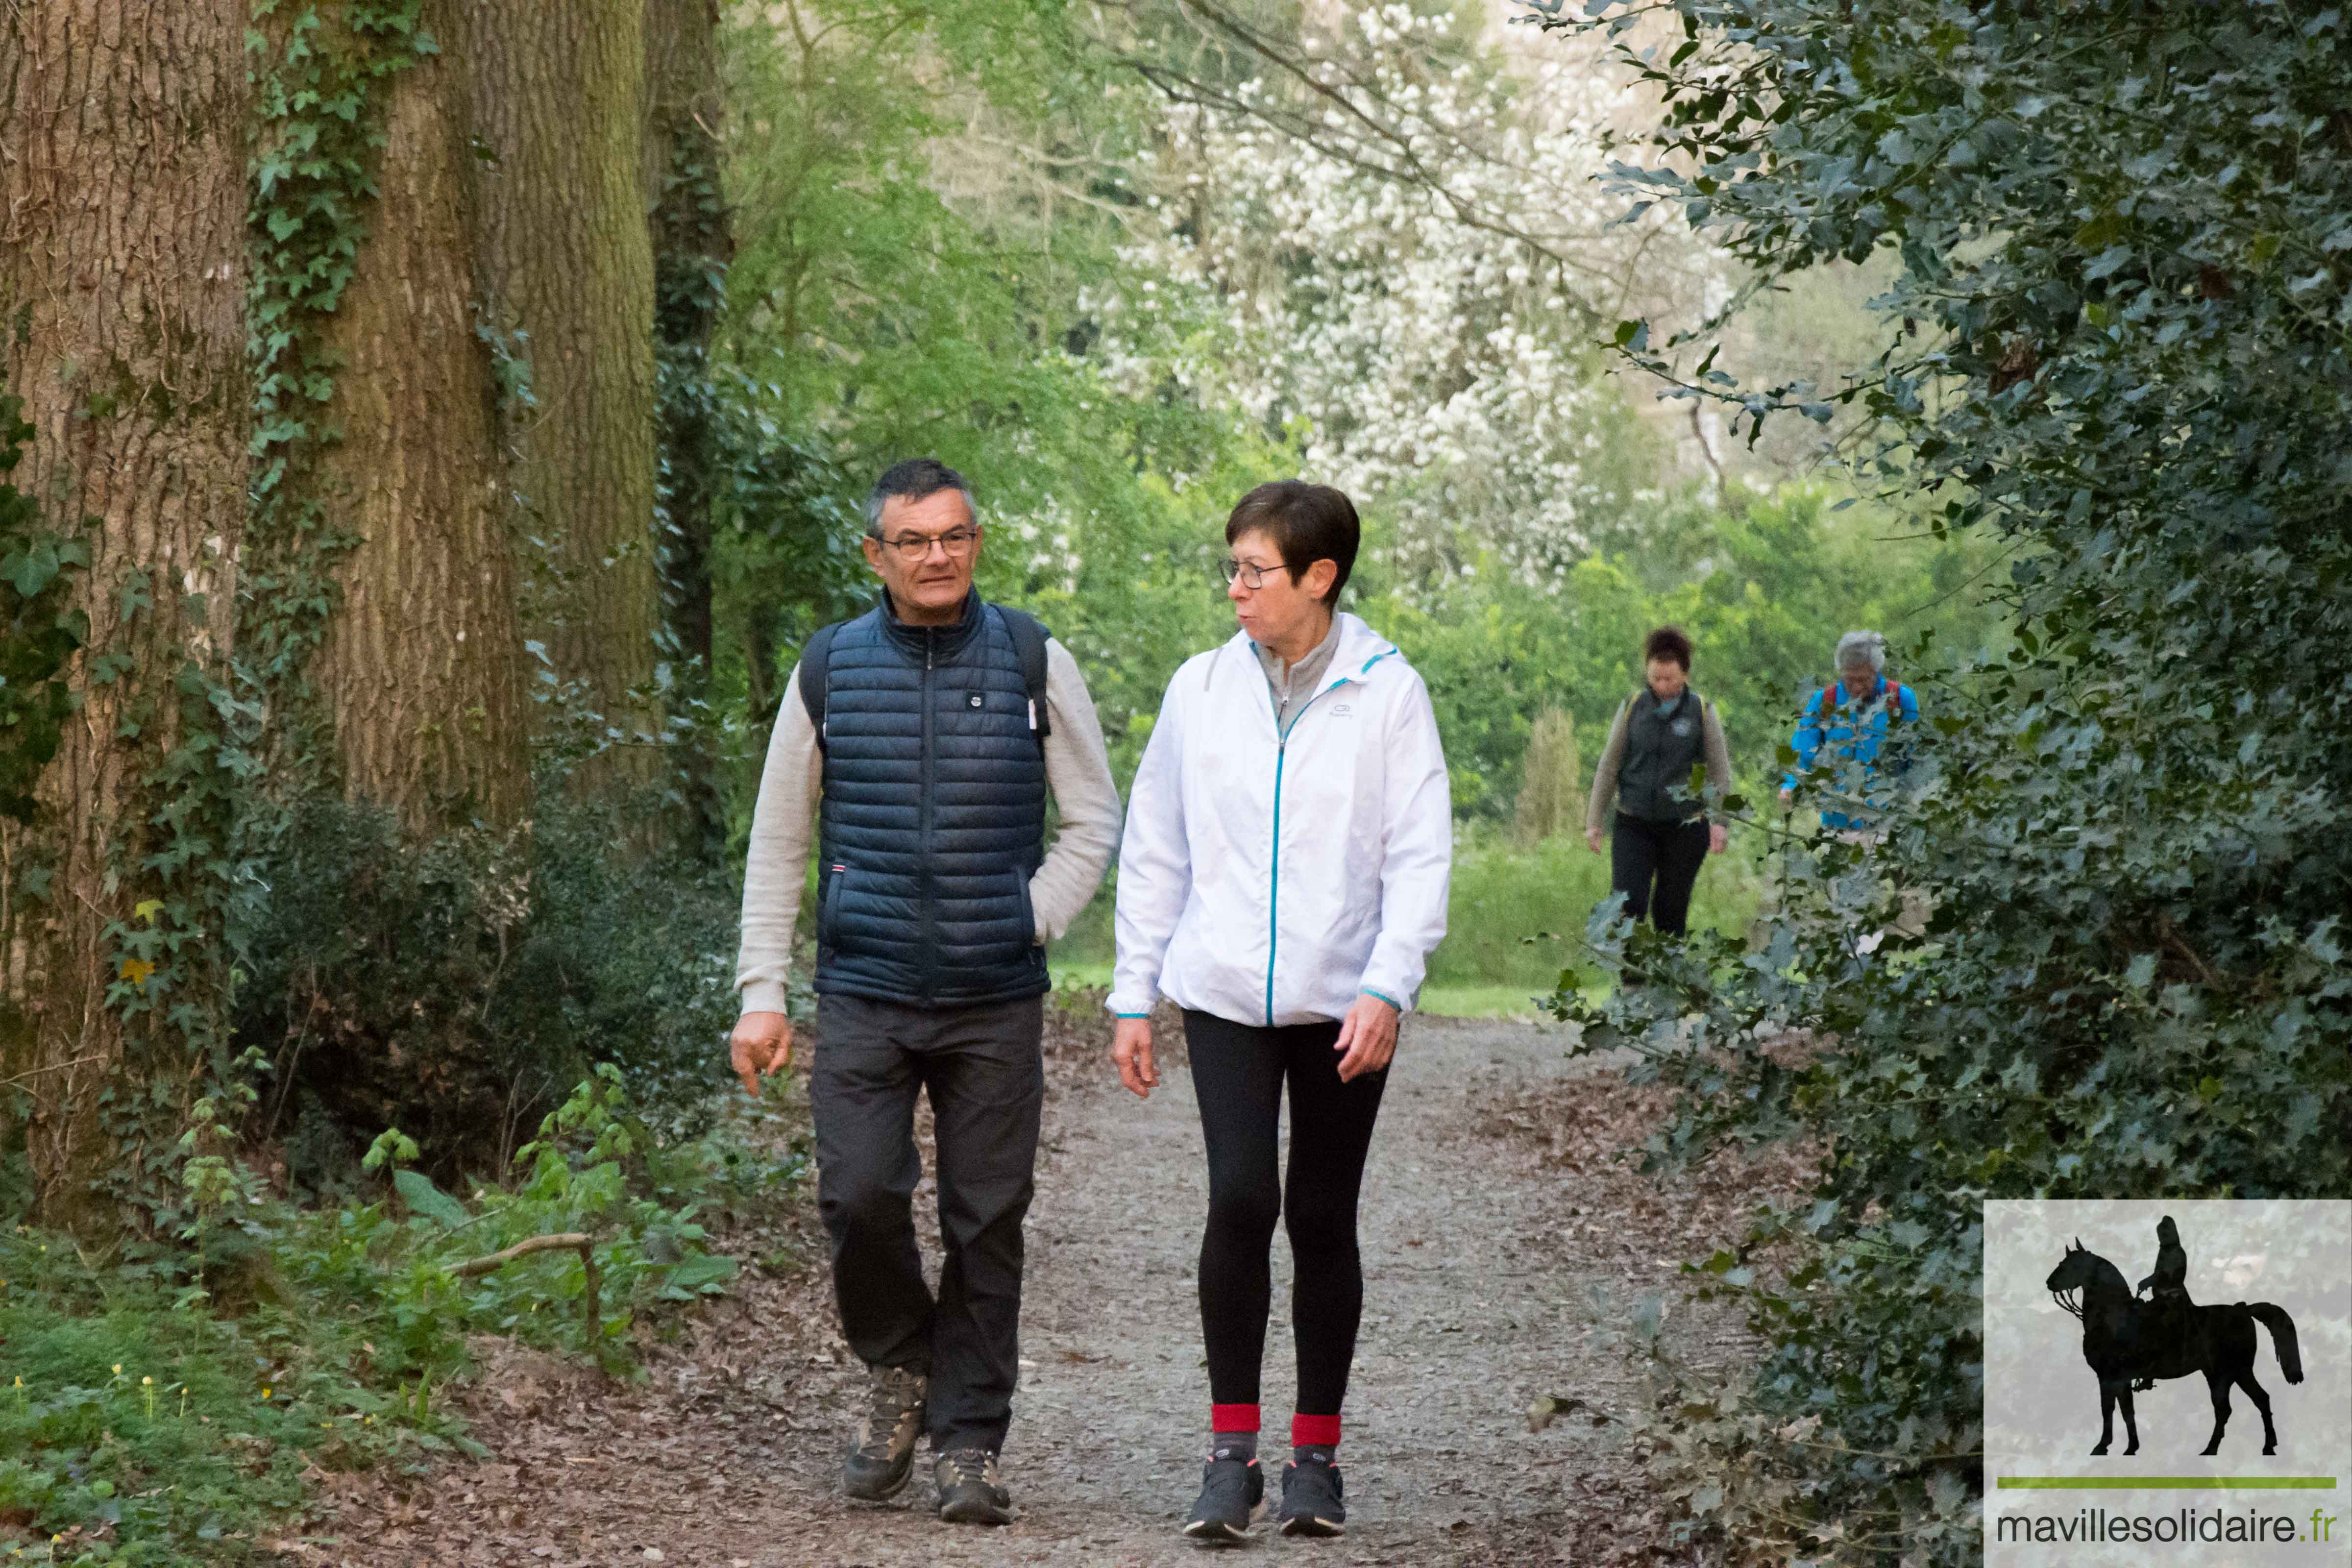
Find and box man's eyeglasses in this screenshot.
[1219,557,1296,590]
[871,526,980,562]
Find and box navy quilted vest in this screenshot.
[813,591,1050,1006]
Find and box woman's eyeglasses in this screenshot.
[1218,558,1297,590]
[872,527,980,562]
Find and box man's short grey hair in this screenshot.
[1835,630,1887,672]
[865,457,977,534]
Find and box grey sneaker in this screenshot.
[1278,1452,1345,1538]
[934,1447,1013,1526]
[843,1365,927,1500]
[1181,1453,1265,1544]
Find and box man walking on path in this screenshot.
[729,458,1122,1526]
[1779,629,1920,831]
[1779,629,1926,950]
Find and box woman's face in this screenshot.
[1646,658,1688,700]
[1227,527,1333,646]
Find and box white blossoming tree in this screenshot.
[1090,1,1722,590]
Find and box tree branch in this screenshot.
[454,1232,604,1348]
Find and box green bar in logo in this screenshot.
[1997,1476,2338,1490]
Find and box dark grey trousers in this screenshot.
[809,990,1045,1453]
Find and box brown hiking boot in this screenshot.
[934,1447,1012,1525]
[843,1365,927,1500]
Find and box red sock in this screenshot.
[1211,1403,1260,1433]
[1291,1413,1342,1450]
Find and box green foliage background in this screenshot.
[1529,0,2352,1560]
[704,0,2008,825]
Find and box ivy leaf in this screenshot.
[5,539,58,598]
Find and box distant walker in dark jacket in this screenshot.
[1584,626,1733,937]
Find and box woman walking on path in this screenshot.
[1105,481,1453,1544]
[1583,626,1733,936]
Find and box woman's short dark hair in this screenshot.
[1643,625,1694,671]
[1224,481,1359,606]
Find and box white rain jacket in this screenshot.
[1109,614,1452,1027]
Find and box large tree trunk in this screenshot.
[0,0,249,1226]
[644,0,732,856]
[308,0,531,833]
[466,0,661,794]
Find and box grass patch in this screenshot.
[1427,823,1763,991]
[1416,983,1560,1020]
[0,1072,804,1565]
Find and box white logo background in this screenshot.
[1984,1199,2352,1565]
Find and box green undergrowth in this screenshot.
[0,1069,804,1565]
[1426,822,1764,994]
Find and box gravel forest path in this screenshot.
[313,1005,1784,1568]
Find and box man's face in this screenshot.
[864,489,980,622]
[1839,663,1878,702]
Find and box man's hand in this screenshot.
[730,1010,793,1098]
[1584,825,1604,854]
[1111,1017,1158,1099]
[1708,822,1729,855]
[1333,992,1400,1082]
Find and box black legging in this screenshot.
[1611,811,1710,935]
[1183,1008,1389,1419]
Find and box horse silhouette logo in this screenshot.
[2044,1217,2304,1457]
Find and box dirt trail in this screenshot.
[311,1007,1773,1567]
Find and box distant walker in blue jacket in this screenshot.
[1777,630,1920,831]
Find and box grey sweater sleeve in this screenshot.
[1585,699,1632,835]
[1028,639,1123,943]
[731,638,1123,1017]
[733,662,823,1015]
[1702,700,1734,826]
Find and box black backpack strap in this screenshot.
[994,605,1052,748]
[797,621,842,752]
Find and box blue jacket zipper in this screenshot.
[1264,674,1352,1026]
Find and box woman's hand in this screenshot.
[1333,993,1400,1082]
[1708,822,1728,855]
[1584,825,1604,854]
[1111,1016,1159,1099]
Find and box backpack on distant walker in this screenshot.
[1814,675,1904,718]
